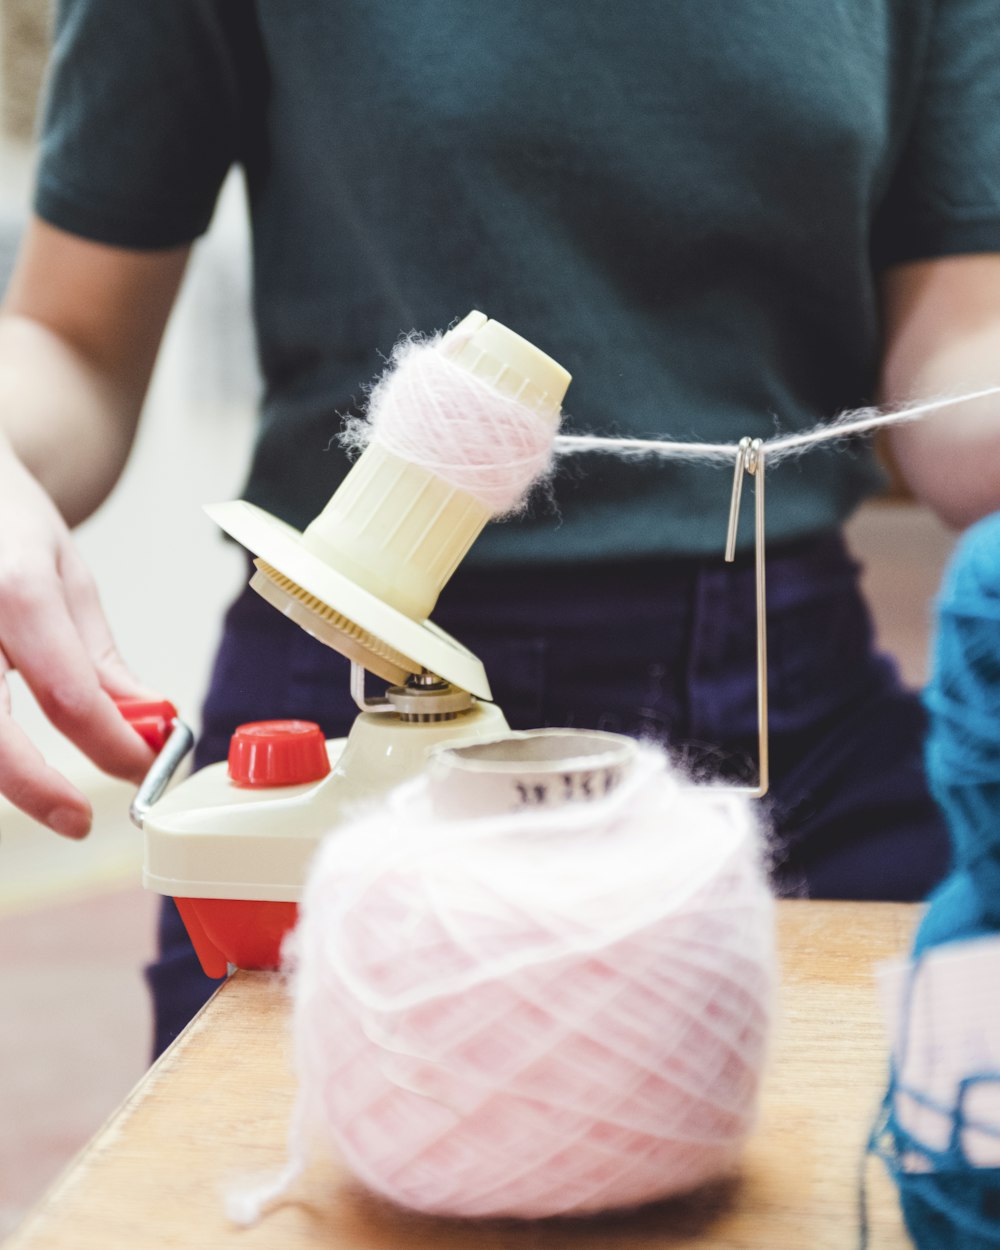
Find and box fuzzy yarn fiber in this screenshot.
[341,333,559,516]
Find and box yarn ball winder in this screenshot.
[125,311,582,975]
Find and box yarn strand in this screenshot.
[553,385,1000,466]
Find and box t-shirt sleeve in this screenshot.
[872,0,1000,269]
[34,0,250,250]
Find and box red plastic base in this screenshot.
[174,897,299,978]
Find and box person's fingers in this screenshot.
[0,646,92,838]
[0,569,154,786]
[57,539,161,699]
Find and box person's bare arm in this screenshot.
[0,217,189,837]
[2,217,189,521]
[882,253,1000,529]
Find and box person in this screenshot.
[1,1,999,1053]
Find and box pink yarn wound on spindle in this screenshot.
[286,747,776,1220]
[341,334,559,515]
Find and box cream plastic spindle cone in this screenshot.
[300,312,570,621]
[205,311,571,696]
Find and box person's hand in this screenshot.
[0,218,191,838]
[0,440,159,838]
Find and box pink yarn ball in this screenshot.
[341,334,559,515]
[289,747,775,1219]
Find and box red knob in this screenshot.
[227,720,331,788]
[116,697,178,753]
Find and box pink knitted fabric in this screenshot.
[286,746,775,1219]
[341,334,559,515]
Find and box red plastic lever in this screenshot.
[115,697,179,753]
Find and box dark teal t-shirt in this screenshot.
[34,1,1000,560]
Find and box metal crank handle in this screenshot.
[129,719,195,830]
[114,698,195,830]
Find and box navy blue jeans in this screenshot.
[147,532,950,1054]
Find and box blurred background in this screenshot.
[0,1,958,1240]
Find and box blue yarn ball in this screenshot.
[915,870,992,953]
[894,1163,1000,1250]
[921,511,1000,934]
[880,511,1000,1250]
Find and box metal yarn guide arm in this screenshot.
[724,437,769,799]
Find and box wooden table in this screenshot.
[9,901,916,1249]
